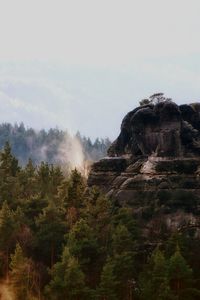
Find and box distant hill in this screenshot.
[0,123,111,166]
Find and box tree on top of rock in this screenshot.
[150,93,172,104]
[139,93,172,106]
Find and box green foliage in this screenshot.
[36,162,64,199]
[45,247,89,300]
[112,224,134,254]
[10,243,34,300]
[67,218,99,270]
[82,186,112,247]
[0,202,19,277]
[168,245,193,299]
[140,247,174,300]
[140,245,200,300]
[0,142,20,176]
[35,200,67,267]
[18,159,37,200]
[106,209,137,299]
[165,233,187,258]
[66,168,86,208]
[98,259,118,300]
[0,143,198,299]
[0,202,16,250]
[0,142,20,206]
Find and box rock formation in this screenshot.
[88,101,200,237]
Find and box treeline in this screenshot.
[0,123,111,166]
[0,143,199,299]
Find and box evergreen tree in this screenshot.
[14,206,33,252]
[168,245,199,299]
[49,165,64,196]
[79,187,113,287]
[0,202,16,277]
[82,186,112,247]
[36,162,64,199]
[35,200,67,267]
[45,247,89,300]
[21,195,47,231]
[140,247,174,300]
[98,259,118,300]
[36,162,51,198]
[0,142,20,206]
[18,158,37,200]
[67,218,99,286]
[110,224,136,299]
[0,142,20,176]
[10,243,34,300]
[67,169,86,208]
[165,232,187,259]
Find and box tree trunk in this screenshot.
[51,243,54,268]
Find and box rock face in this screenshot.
[107,101,200,157]
[88,101,200,237]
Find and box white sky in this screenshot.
[0,0,200,65]
[0,0,200,139]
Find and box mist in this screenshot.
[0,122,111,172]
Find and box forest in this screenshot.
[0,123,111,167]
[0,142,199,299]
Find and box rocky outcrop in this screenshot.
[107,101,200,157]
[88,101,200,237]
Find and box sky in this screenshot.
[0,0,200,139]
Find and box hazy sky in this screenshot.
[0,0,200,139]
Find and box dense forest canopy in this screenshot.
[0,122,111,168]
[0,143,199,299]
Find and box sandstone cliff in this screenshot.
[88,101,200,238]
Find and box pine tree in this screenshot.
[18,158,37,200]
[67,218,99,287]
[0,202,16,278]
[0,142,20,176]
[14,207,33,251]
[112,224,135,255]
[67,218,98,265]
[165,233,187,258]
[49,165,64,196]
[36,162,51,198]
[21,195,47,231]
[168,245,198,300]
[45,247,88,300]
[98,259,118,300]
[140,247,173,300]
[79,187,113,288]
[35,200,67,267]
[10,243,33,300]
[0,142,20,206]
[67,169,86,208]
[83,186,112,247]
[110,224,136,299]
